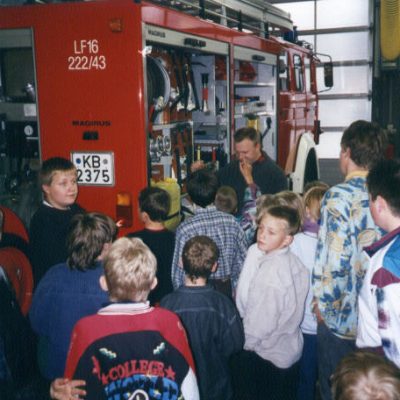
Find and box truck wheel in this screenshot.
[303,149,319,190]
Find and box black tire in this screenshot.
[303,149,319,190]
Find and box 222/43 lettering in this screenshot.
[68,39,107,71]
[68,55,106,70]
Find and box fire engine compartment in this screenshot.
[0,0,322,232]
[144,24,278,192]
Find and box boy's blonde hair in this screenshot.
[103,237,157,302]
[256,191,304,225]
[331,351,400,400]
[215,186,238,214]
[275,191,304,223]
[303,186,328,222]
[256,194,279,223]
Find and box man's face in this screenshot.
[235,139,261,164]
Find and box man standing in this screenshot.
[192,127,287,213]
[218,127,287,212]
[312,120,387,400]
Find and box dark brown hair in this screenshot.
[182,236,219,282]
[139,187,171,222]
[234,126,260,144]
[340,120,387,170]
[67,212,117,271]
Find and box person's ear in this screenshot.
[140,211,149,223]
[150,277,158,291]
[210,262,218,273]
[283,234,294,247]
[42,184,51,196]
[375,195,388,214]
[99,275,108,292]
[98,242,112,260]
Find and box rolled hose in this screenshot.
[380,0,400,61]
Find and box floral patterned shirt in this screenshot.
[312,171,382,339]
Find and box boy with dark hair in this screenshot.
[161,236,244,400]
[357,159,400,368]
[235,205,309,399]
[64,237,199,400]
[171,169,247,297]
[127,186,174,304]
[30,212,116,380]
[312,120,387,400]
[30,157,84,284]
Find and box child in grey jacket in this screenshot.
[235,205,309,400]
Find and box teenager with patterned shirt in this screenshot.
[312,120,387,400]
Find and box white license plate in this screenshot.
[71,152,114,186]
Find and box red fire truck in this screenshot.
[0,0,332,234]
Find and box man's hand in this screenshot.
[312,302,324,324]
[50,378,87,400]
[190,160,205,173]
[239,161,254,185]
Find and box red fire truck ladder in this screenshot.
[149,0,293,38]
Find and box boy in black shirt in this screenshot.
[29,157,84,285]
[127,186,174,304]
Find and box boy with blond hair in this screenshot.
[235,205,309,399]
[64,237,199,400]
[30,157,84,284]
[331,351,400,400]
[291,185,328,400]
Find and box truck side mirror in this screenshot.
[324,62,333,87]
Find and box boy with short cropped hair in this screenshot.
[357,159,400,368]
[161,236,244,400]
[171,169,247,297]
[127,186,174,304]
[235,205,309,399]
[30,157,84,284]
[64,237,199,400]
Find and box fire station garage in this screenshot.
[1,0,400,399]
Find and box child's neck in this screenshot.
[144,220,165,231]
[184,276,207,287]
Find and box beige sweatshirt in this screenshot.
[239,246,309,368]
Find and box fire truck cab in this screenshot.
[0,0,331,233]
